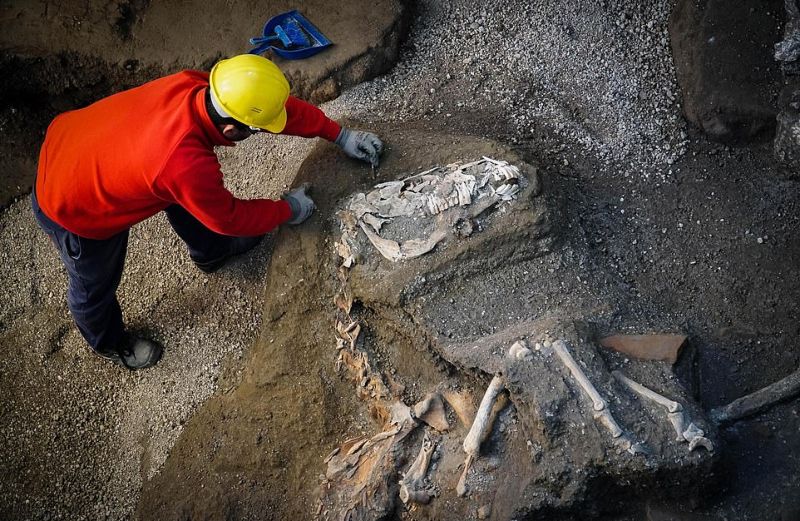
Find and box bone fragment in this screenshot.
[413,393,449,432]
[359,221,401,261]
[594,408,624,438]
[458,374,505,497]
[614,371,714,452]
[508,340,532,361]
[399,432,436,504]
[710,366,800,425]
[362,213,389,233]
[466,193,499,219]
[456,454,474,497]
[463,375,506,457]
[552,340,607,411]
[612,371,682,413]
[443,391,476,427]
[398,224,448,259]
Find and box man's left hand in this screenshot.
[335,128,384,167]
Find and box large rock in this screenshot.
[669,0,783,143]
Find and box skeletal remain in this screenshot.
[552,340,646,455]
[362,213,389,233]
[443,390,476,428]
[398,223,448,259]
[458,374,505,496]
[322,408,419,519]
[508,340,532,361]
[613,371,713,452]
[612,371,681,413]
[344,157,526,263]
[551,340,607,412]
[359,221,402,261]
[413,393,449,432]
[399,432,437,505]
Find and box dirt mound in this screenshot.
[136,128,718,520]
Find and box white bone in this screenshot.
[399,225,448,260]
[458,374,505,497]
[614,371,713,452]
[463,374,506,457]
[362,213,389,233]
[594,409,624,438]
[508,340,532,361]
[612,371,682,413]
[399,432,436,504]
[552,341,648,455]
[359,222,401,261]
[456,454,473,497]
[413,393,449,432]
[552,340,607,411]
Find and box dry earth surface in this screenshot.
[1,0,799,520]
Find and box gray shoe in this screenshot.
[98,336,163,370]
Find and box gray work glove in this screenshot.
[335,128,384,167]
[282,183,316,225]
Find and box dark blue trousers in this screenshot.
[32,189,236,355]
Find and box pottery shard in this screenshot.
[599,334,687,364]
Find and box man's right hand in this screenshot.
[282,183,316,225]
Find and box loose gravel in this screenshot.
[327,0,685,177]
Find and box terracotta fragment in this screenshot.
[599,334,688,364]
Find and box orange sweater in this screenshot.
[36,70,341,239]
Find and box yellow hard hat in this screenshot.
[209,54,290,133]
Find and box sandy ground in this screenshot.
[1,0,799,520]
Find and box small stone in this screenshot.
[477,504,492,519]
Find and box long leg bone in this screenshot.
[611,371,682,413]
[457,374,505,497]
[399,432,437,505]
[551,340,607,412]
[552,341,647,455]
[613,371,714,452]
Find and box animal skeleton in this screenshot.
[612,371,714,452]
[339,157,526,263]
[551,340,647,455]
